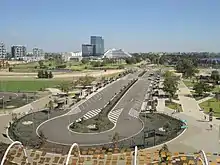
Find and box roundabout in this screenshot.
[7,70,186,152]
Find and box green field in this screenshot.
[0,80,70,92]
[199,98,220,117]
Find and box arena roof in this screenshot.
[103,48,132,58]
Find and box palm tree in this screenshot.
[112,132,120,149]
[48,100,54,113]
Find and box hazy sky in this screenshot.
[1,0,220,52]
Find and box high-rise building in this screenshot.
[90,36,104,56]
[33,47,44,57]
[82,44,94,57]
[0,42,6,59]
[11,45,26,59]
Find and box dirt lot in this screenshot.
[0,70,124,79]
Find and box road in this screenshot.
[37,70,155,146]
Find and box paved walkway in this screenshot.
[155,80,220,155]
[197,96,214,104]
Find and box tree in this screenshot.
[193,81,211,96]
[48,71,53,78]
[78,76,95,87]
[38,60,44,69]
[60,82,70,93]
[163,71,179,101]
[37,70,44,78]
[48,100,54,113]
[112,132,120,149]
[175,59,199,78]
[211,70,220,82]
[159,144,170,162]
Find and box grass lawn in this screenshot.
[0,79,70,92]
[199,98,220,117]
[165,100,183,112]
[183,80,195,88]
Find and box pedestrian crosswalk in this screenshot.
[128,108,139,118]
[83,109,102,120]
[108,108,123,124]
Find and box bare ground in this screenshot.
[0,70,124,79]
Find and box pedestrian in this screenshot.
[210,124,213,130]
[204,115,206,121]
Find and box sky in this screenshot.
[1,0,220,52]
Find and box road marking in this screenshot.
[108,108,123,124]
[80,109,101,120]
[128,108,139,118]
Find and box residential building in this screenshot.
[0,42,6,59]
[33,48,44,57]
[11,45,26,59]
[82,44,94,57]
[90,36,104,56]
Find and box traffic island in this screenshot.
[69,79,138,133]
[165,100,183,112]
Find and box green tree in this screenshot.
[175,59,199,78]
[37,70,44,78]
[78,76,95,87]
[159,144,170,162]
[48,100,54,113]
[211,70,220,82]
[163,71,179,101]
[44,70,48,78]
[48,71,53,78]
[38,60,44,69]
[193,81,211,96]
[60,82,70,93]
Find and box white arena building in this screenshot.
[102,48,132,59]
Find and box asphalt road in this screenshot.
[38,70,155,146]
[0,92,19,99]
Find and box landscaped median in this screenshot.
[165,100,183,112]
[69,78,138,133]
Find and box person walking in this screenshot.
[204,115,206,121]
[210,123,213,130]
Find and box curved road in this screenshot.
[37,70,155,146]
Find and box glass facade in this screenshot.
[82,44,94,57]
[90,36,104,56]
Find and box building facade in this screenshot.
[62,52,82,61]
[0,42,6,59]
[82,44,94,57]
[33,48,44,57]
[11,45,26,59]
[90,36,104,56]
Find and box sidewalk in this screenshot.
[197,96,213,104]
[154,81,220,154]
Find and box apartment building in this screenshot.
[0,42,6,59]
[11,45,26,59]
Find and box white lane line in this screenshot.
[108,108,123,124]
[128,108,139,118]
[77,109,102,121]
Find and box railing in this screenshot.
[65,143,81,165]
[199,150,209,165]
[1,141,28,165]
